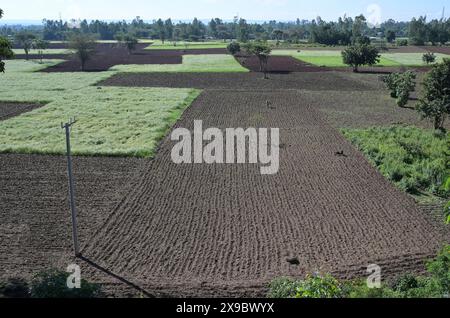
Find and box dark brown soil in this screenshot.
[40,44,183,72]
[425,46,450,55]
[0,102,45,121]
[236,55,325,73]
[0,154,146,296]
[78,90,447,297]
[98,72,378,91]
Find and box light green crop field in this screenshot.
[12,49,71,55]
[273,49,400,67]
[0,60,200,158]
[146,40,227,50]
[381,53,450,66]
[273,49,450,67]
[110,54,249,73]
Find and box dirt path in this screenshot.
[81,90,448,297]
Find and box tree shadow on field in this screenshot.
[78,255,159,298]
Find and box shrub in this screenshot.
[30,269,102,298]
[342,44,380,72]
[445,202,450,224]
[294,273,344,298]
[342,126,449,198]
[423,52,437,65]
[396,39,408,46]
[268,277,299,298]
[268,246,450,299]
[227,42,241,55]
[383,71,416,107]
[0,278,30,298]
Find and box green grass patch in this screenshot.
[342,126,449,200]
[146,40,226,50]
[273,49,400,67]
[0,60,201,158]
[110,54,248,73]
[274,49,450,67]
[381,53,450,66]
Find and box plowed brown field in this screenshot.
[79,90,448,297]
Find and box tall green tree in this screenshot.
[155,19,166,43]
[0,8,14,72]
[244,41,272,79]
[32,39,50,63]
[15,32,36,60]
[417,59,450,130]
[342,44,380,72]
[237,18,250,42]
[68,33,96,71]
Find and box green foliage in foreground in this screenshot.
[342,126,449,200]
[1,269,102,298]
[269,245,450,298]
[31,270,101,298]
[110,54,248,73]
[0,60,200,157]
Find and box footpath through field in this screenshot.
[83,89,447,297]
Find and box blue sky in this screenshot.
[1,0,448,22]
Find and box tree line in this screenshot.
[1,15,449,46]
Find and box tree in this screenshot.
[423,52,436,65]
[383,71,417,108]
[32,39,50,63]
[244,41,272,79]
[0,8,14,73]
[155,19,166,44]
[272,29,284,45]
[15,32,36,60]
[417,59,450,130]
[409,17,428,46]
[122,35,138,54]
[386,30,396,43]
[342,44,380,72]
[237,18,250,42]
[352,14,367,44]
[68,33,96,71]
[227,42,241,55]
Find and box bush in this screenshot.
[0,278,30,298]
[268,277,299,298]
[444,201,450,224]
[294,274,344,298]
[383,71,416,107]
[423,52,437,65]
[30,269,102,298]
[342,44,380,72]
[342,126,449,198]
[396,39,408,46]
[268,246,450,298]
[227,42,241,55]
